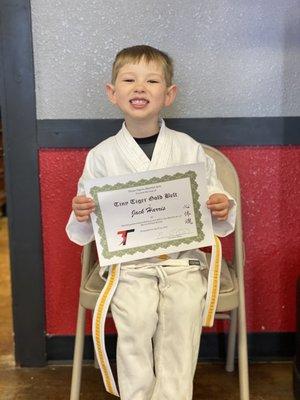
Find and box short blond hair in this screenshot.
[111,45,174,87]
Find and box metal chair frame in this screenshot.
[70,144,249,399]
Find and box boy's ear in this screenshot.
[164,84,177,107]
[106,83,117,104]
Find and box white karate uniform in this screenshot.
[66,120,236,400]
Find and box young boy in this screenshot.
[66,45,236,400]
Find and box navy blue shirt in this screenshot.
[133,133,159,160]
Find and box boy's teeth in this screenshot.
[131,99,148,105]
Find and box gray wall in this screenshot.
[31,0,300,119]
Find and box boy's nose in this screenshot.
[134,84,145,93]
[134,89,145,94]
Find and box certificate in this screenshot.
[84,163,214,266]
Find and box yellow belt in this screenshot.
[203,236,222,327]
[92,263,120,396]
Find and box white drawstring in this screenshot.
[155,265,170,293]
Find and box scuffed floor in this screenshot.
[0,217,294,399]
[0,362,294,399]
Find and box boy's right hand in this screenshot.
[72,195,95,222]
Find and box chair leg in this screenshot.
[94,350,100,369]
[70,304,86,400]
[91,310,100,370]
[226,308,237,372]
[238,305,250,400]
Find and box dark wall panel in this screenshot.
[0,0,46,366]
[37,117,300,148]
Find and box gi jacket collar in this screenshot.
[114,119,173,172]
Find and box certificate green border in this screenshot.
[90,170,204,259]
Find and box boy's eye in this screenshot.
[148,80,159,83]
[123,79,134,82]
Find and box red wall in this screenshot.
[39,147,300,335]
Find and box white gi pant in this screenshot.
[110,260,208,400]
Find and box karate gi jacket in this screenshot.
[66,119,236,245]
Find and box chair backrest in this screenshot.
[202,144,240,203]
[202,144,244,267]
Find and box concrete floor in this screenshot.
[0,217,295,399]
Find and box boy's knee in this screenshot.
[166,294,204,322]
[124,309,158,336]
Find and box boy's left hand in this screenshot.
[206,193,230,221]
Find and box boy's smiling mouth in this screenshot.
[129,98,149,108]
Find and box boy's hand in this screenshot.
[206,193,230,221]
[72,195,95,222]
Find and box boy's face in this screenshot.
[106,59,177,124]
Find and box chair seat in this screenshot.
[203,255,239,312]
[80,257,239,312]
[217,259,239,312]
[80,263,104,310]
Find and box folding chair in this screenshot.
[202,144,249,400]
[69,144,249,400]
